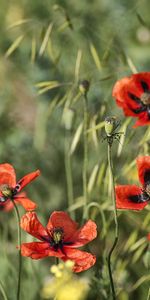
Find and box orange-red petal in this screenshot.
[62,247,96,272]
[21,242,63,259]
[0,200,14,212]
[20,212,48,240]
[46,211,78,242]
[137,156,150,186]
[0,163,16,188]
[70,220,97,247]
[17,170,40,192]
[14,192,37,211]
[112,72,150,127]
[115,185,148,210]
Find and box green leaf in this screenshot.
[39,23,53,56]
[5,35,24,57]
[88,164,99,193]
[90,43,102,71]
[70,122,83,154]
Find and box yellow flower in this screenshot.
[41,261,89,300]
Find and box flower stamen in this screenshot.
[141,92,150,105]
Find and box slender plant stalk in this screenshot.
[107,143,119,300]
[147,287,150,300]
[82,94,88,220]
[64,131,74,218]
[0,280,8,300]
[12,201,22,300]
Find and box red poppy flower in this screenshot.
[112,72,150,127]
[0,164,40,211]
[147,233,150,241]
[116,156,150,210]
[20,211,97,273]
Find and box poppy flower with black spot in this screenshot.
[112,72,150,127]
[116,156,150,210]
[20,211,97,273]
[0,164,40,211]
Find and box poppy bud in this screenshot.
[79,80,90,96]
[104,116,117,136]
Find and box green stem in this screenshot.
[64,131,74,218]
[147,287,150,300]
[82,94,88,220]
[107,143,119,300]
[0,280,8,300]
[55,257,59,265]
[13,202,22,300]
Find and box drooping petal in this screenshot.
[62,247,96,272]
[137,156,150,186]
[16,170,40,192]
[21,242,63,259]
[14,192,37,211]
[115,185,148,210]
[0,163,16,188]
[20,212,48,240]
[46,211,78,242]
[70,220,97,247]
[0,200,14,212]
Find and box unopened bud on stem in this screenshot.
[104,116,117,136]
[79,80,90,96]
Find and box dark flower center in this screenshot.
[0,185,13,203]
[42,227,73,252]
[0,184,20,203]
[128,80,150,119]
[145,184,150,197]
[52,228,64,244]
[129,192,149,204]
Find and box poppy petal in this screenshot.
[112,72,150,127]
[14,192,37,211]
[46,211,78,242]
[21,242,63,259]
[62,247,96,272]
[0,163,16,188]
[115,185,148,210]
[70,220,97,247]
[133,118,150,127]
[20,212,48,240]
[0,200,14,212]
[137,156,150,186]
[16,170,40,192]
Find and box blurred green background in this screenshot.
[0,0,150,299]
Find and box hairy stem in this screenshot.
[64,131,74,218]
[13,202,22,300]
[82,95,88,220]
[107,143,119,300]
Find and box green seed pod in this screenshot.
[104,116,117,136]
[79,80,90,96]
